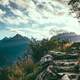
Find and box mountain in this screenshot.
[51,32,80,42]
[0,34,31,67]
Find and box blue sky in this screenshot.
[0,0,80,40]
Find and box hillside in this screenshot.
[0,33,80,80]
[0,34,31,67]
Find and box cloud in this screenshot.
[3,16,29,25]
[0,0,80,39]
[0,9,6,16]
[10,0,28,9]
[0,0,68,25]
[10,8,24,17]
[0,0,9,5]
[6,25,69,39]
[6,26,50,38]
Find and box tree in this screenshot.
[0,69,9,80]
[68,0,80,19]
[30,38,49,62]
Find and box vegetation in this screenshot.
[68,0,80,19]
[0,34,80,80]
[31,37,70,62]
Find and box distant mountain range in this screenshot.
[0,34,31,67]
[0,32,80,67]
[51,32,80,42]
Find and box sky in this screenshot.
[0,0,80,40]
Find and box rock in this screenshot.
[61,74,70,80]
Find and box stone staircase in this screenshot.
[51,51,80,80]
[37,51,80,80]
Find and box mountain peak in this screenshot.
[12,34,24,40]
[0,34,30,67]
[11,34,30,42]
[2,37,9,40]
[14,34,23,37]
[51,32,80,42]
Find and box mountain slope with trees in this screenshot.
[0,34,31,67]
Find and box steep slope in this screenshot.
[0,34,31,67]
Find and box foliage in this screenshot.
[30,37,70,62]
[0,36,78,80]
[68,0,80,19]
[30,38,50,62]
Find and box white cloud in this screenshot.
[3,16,29,25]
[0,9,6,16]
[0,29,16,40]
[10,8,24,17]
[0,0,68,25]
[0,0,80,39]
[6,26,50,39]
[0,0,9,5]
[6,26,68,40]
